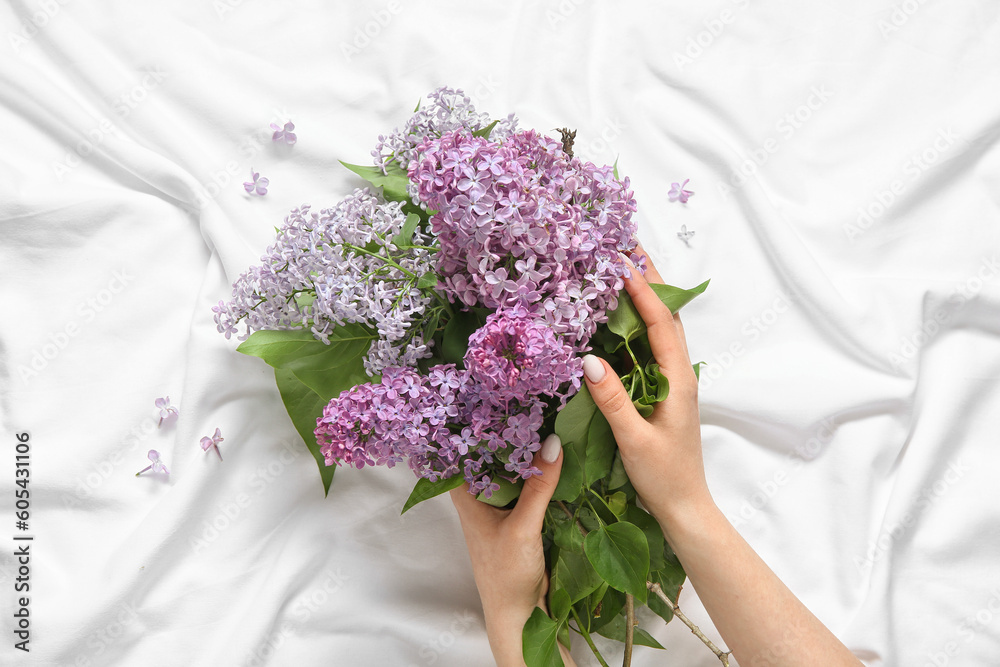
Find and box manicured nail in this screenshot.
[540,434,561,463]
[583,354,606,383]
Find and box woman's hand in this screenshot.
[450,435,575,666]
[581,251,715,541]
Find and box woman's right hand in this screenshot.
[581,251,715,541]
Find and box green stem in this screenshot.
[571,608,611,667]
[342,243,418,279]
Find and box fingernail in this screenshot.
[583,354,606,383]
[541,434,561,463]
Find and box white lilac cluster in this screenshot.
[212,188,436,375]
[371,86,518,178]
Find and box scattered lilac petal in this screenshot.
[668,179,693,203]
[136,449,169,476]
[677,225,696,246]
[244,169,269,196]
[155,396,179,427]
[270,121,297,145]
[200,428,224,461]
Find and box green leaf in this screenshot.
[607,451,628,490]
[633,400,654,418]
[283,328,375,400]
[340,160,411,203]
[392,213,421,247]
[605,280,710,348]
[588,582,609,615]
[693,361,705,380]
[605,293,645,345]
[548,588,571,623]
[553,548,604,604]
[472,119,499,139]
[522,607,564,667]
[650,280,710,313]
[551,512,585,553]
[595,615,665,649]
[477,476,522,507]
[583,523,650,602]
[416,272,439,289]
[612,157,620,180]
[607,491,628,519]
[584,412,615,487]
[238,326,377,401]
[401,475,464,514]
[551,439,585,503]
[273,368,335,496]
[237,329,329,368]
[647,554,687,624]
[413,98,421,112]
[624,505,666,572]
[441,309,481,364]
[589,587,624,631]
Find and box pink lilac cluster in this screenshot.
[372,86,517,176]
[212,188,436,375]
[409,128,639,347]
[316,310,583,496]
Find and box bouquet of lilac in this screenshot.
[215,87,712,666]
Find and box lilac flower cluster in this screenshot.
[409,128,639,347]
[212,188,437,375]
[316,310,583,496]
[372,86,517,176]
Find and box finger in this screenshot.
[673,310,691,362]
[582,355,647,442]
[619,258,688,378]
[633,242,664,285]
[510,434,564,529]
[450,482,501,526]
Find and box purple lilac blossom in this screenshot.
[212,188,437,375]
[409,128,638,348]
[372,86,517,176]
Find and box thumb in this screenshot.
[510,434,564,528]
[582,355,645,442]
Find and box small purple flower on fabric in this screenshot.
[270,121,297,145]
[135,450,169,476]
[201,428,224,461]
[155,396,178,427]
[668,178,694,203]
[244,169,269,196]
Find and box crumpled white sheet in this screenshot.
[2,1,999,665]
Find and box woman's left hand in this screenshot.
[450,433,574,666]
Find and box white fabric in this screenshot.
[3,1,999,665]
